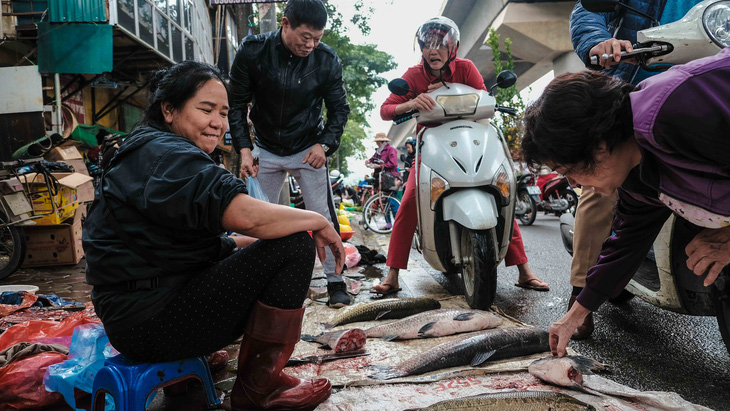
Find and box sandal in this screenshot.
[370,282,402,296]
[515,278,550,292]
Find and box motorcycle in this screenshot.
[514,173,541,225]
[388,70,518,309]
[330,169,344,209]
[560,0,730,352]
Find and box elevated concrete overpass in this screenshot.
[388,0,585,151]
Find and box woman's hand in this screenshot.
[311,224,345,275]
[409,94,436,111]
[686,226,730,286]
[589,39,636,69]
[549,300,591,357]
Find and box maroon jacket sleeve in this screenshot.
[462,59,487,91]
[577,187,672,311]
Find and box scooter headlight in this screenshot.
[430,171,450,210]
[494,165,511,204]
[435,94,479,116]
[703,1,730,47]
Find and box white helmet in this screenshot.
[416,16,460,64]
[329,169,341,179]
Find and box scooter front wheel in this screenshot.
[362,194,400,234]
[460,228,498,309]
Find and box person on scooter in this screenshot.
[521,47,730,357]
[565,0,704,339]
[372,16,549,296]
[402,137,416,184]
[365,132,401,229]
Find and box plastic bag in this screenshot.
[0,351,68,410]
[246,177,269,202]
[0,311,101,352]
[344,243,361,269]
[44,323,118,411]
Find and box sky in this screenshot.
[328,0,554,184]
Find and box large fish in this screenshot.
[300,328,367,353]
[325,298,441,327]
[365,308,503,341]
[528,355,612,392]
[369,327,549,380]
[407,391,595,410]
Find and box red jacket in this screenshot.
[380,58,487,122]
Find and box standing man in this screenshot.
[567,0,702,338]
[229,0,351,307]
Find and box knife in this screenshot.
[286,350,370,366]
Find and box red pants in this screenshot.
[386,163,529,269]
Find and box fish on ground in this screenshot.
[407,390,596,410]
[365,308,503,341]
[325,298,441,328]
[528,355,612,393]
[369,327,549,380]
[300,328,367,353]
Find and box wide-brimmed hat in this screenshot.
[374,132,390,142]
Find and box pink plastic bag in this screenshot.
[0,351,68,410]
[344,243,361,269]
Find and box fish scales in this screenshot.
[329,298,441,327]
[411,391,595,410]
[369,327,549,380]
[365,308,503,340]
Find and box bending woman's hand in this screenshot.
[589,39,636,69]
[312,224,345,275]
[549,300,591,357]
[686,225,730,286]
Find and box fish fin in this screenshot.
[300,333,323,343]
[320,322,334,330]
[417,322,436,337]
[380,335,399,342]
[374,310,392,320]
[453,312,475,321]
[470,350,496,366]
[569,355,613,374]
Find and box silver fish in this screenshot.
[408,390,596,410]
[300,328,367,353]
[326,298,441,327]
[369,327,549,380]
[528,355,612,392]
[365,308,503,341]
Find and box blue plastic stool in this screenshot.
[91,354,222,410]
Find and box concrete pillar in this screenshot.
[553,51,585,75]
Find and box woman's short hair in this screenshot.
[284,0,327,31]
[521,70,636,173]
[141,61,228,128]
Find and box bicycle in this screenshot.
[360,170,401,235]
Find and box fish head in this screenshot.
[528,356,584,388]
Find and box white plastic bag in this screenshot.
[246,177,269,202]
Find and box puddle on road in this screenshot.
[358,266,383,278]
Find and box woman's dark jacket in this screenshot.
[228,29,350,157]
[83,125,247,331]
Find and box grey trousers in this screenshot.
[253,146,342,282]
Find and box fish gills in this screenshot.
[369,327,549,380]
[328,298,441,327]
[411,391,596,411]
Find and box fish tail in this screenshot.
[368,365,402,380]
[320,322,335,330]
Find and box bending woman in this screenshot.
[83,61,344,410]
[522,48,730,357]
[372,16,548,295]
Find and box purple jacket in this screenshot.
[578,47,730,311]
[369,143,400,178]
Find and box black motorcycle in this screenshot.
[514,173,541,225]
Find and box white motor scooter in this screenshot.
[388,71,519,309]
[561,0,730,352]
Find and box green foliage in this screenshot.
[486,28,525,158]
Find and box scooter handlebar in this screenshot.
[392,110,417,124]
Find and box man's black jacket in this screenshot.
[228,29,350,157]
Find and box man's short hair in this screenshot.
[284,0,327,31]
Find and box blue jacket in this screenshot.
[569,0,667,82]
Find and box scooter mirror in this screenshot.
[496,71,517,89]
[581,0,620,13]
[388,78,410,96]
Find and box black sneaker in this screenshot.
[327,281,351,308]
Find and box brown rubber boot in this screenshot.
[568,295,594,340]
[231,301,332,411]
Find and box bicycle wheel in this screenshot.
[0,216,26,280]
[363,194,400,234]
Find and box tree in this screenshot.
[486,28,525,158]
[267,1,396,175]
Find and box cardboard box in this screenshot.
[21,172,94,225]
[63,158,89,176]
[44,144,83,162]
[22,208,85,267]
